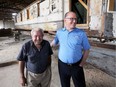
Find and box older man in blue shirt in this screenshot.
[51,11,90,87]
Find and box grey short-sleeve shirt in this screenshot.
[17,40,53,74]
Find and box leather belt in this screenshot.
[59,59,81,66]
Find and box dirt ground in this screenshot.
[0,34,116,87]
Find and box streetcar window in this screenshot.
[50,0,57,12]
[20,13,22,21]
[71,0,87,24]
[107,0,116,12]
[27,9,30,19]
[37,3,40,16]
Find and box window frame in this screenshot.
[107,0,116,13]
[71,0,89,29]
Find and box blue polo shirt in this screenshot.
[54,27,90,64]
[17,40,53,74]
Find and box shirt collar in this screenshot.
[62,27,66,31]
[30,40,45,47]
[30,40,34,47]
[63,27,77,32]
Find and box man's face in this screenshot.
[64,12,77,30]
[32,31,43,45]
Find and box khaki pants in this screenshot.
[27,66,51,87]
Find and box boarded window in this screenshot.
[27,9,30,19]
[108,0,116,12]
[37,3,40,16]
[20,13,22,21]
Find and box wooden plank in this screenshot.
[78,0,88,10]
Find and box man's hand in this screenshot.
[20,77,27,86]
[79,61,86,67]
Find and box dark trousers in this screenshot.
[58,59,86,87]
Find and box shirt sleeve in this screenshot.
[82,32,91,50]
[54,31,59,45]
[17,44,27,61]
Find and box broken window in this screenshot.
[50,0,57,12]
[71,0,88,24]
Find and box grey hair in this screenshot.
[64,11,76,18]
[31,28,44,36]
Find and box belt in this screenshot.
[59,59,81,66]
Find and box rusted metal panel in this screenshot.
[104,13,113,37]
[113,14,116,37]
[89,0,102,30]
[90,0,102,15]
[89,16,102,31]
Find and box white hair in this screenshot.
[31,28,44,36]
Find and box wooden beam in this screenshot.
[78,0,88,10]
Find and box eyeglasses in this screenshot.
[65,18,77,21]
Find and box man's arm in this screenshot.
[48,55,52,66]
[79,50,90,67]
[19,61,27,86]
[50,40,56,47]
